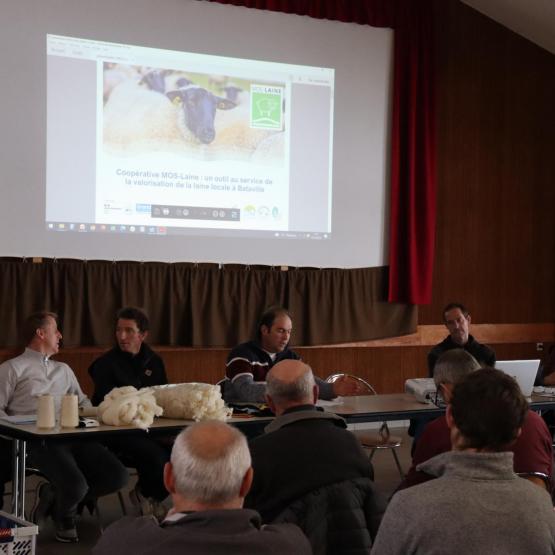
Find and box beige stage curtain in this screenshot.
[0,258,416,347]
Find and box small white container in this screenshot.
[60,394,79,428]
[36,395,55,429]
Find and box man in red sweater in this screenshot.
[398,349,553,492]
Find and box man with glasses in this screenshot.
[372,369,555,555]
[399,349,552,491]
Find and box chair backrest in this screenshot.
[516,472,551,492]
[273,477,382,555]
[216,377,228,396]
[325,373,377,395]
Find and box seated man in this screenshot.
[539,343,555,386]
[427,302,495,376]
[399,349,553,490]
[93,421,311,555]
[221,306,363,403]
[0,311,127,543]
[410,304,496,444]
[89,307,167,405]
[535,344,555,431]
[89,307,170,516]
[245,359,377,524]
[372,369,555,555]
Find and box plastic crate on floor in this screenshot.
[0,511,37,555]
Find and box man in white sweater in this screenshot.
[0,311,127,543]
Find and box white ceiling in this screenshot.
[462,0,555,55]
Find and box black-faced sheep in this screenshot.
[166,86,235,145]
[140,69,193,94]
[222,84,247,105]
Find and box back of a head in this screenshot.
[171,421,250,505]
[434,349,480,387]
[266,360,315,407]
[450,368,528,451]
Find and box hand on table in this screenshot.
[332,375,366,397]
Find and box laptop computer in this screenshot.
[496,359,540,398]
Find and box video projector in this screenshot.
[404,378,438,404]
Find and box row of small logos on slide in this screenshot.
[47,222,167,234]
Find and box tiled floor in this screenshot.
[7,425,414,553]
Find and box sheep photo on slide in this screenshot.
[102,63,286,165]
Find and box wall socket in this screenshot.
[536,342,544,351]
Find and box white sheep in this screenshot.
[103,64,141,103]
[103,80,185,152]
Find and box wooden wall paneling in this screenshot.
[0,340,549,398]
[420,0,555,325]
[161,349,228,385]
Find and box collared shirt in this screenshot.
[0,348,91,417]
[264,404,346,434]
[163,512,189,524]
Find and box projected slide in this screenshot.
[46,35,334,239]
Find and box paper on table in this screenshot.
[316,398,344,407]
[0,415,37,424]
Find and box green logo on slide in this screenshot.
[250,85,283,130]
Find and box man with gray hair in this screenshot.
[245,359,375,523]
[94,421,311,555]
[398,349,553,490]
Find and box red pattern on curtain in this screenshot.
[208,0,436,304]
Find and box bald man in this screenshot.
[94,421,311,555]
[245,360,376,523]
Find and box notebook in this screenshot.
[496,359,540,397]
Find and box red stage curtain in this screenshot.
[207,0,437,305]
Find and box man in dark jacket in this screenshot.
[411,302,497,444]
[245,359,376,523]
[89,307,170,516]
[427,302,495,376]
[93,421,311,555]
[89,307,167,405]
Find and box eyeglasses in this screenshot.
[433,387,447,408]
